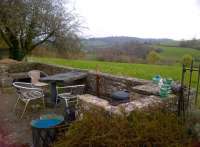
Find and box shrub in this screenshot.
[182,54,193,66]
[187,110,200,141]
[155,48,163,53]
[147,51,161,64]
[54,108,191,147]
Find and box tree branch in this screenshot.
[5,26,19,49]
[0,27,13,48]
[30,30,55,51]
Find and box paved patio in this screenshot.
[0,88,64,146]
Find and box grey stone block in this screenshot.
[0,76,13,87]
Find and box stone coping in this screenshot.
[132,84,160,96]
[78,94,169,114]
[9,72,29,79]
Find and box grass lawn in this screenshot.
[155,45,200,62]
[29,56,199,86]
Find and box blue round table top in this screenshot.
[31,114,64,129]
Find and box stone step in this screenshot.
[132,84,160,96]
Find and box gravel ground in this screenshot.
[0,88,64,147]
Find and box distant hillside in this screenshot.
[81,36,177,50]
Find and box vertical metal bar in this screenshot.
[195,64,200,105]
[178,64,186,116]
[182,64,187,118]
[187,60,193,111]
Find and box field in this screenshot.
[155,45,200,62]
[29,56,198,86]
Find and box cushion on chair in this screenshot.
[29,70,40,84]
[29,70,48,87]
[33,82,48,87]
[22,90,43,100]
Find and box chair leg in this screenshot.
[13,97,20,112]
[54,97,60,109]
[56,97,59,105]
[65,99,69,108]
[20,101,29,119]
[42,97,45,109]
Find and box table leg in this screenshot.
[50,82,57,104]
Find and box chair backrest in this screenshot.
[13,82,31,95]
[13,82,43,99]
[13,82,42,92]
[28,70,41,84]
[57,85,85,95]
[71,85,85,95]
[13,82,33,90]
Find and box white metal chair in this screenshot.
[13,82,45,119]
[56,85,85,107]
[28,70,48,87]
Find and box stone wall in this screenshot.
[86,71,150,97]
[0,65,12,87]
[0,62,150,96]
[6,63,70,74]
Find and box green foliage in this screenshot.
[54,108,190,147]
[182,54,193,66]
[147,51,161,64]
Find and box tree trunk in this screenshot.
[9,47,26,61]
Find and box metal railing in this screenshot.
[178,60,200,119]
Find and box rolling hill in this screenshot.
[81,36,177,51]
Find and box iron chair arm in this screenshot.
[13,82,44,92]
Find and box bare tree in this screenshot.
[0,0,80,60]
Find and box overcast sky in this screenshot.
[73,0,200,40]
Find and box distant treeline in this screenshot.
[179,39,200,50]
[88,42,158,63]
[0,35,85,59]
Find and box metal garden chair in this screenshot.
[13,82,45,119]
[56,85,85,106]
[56,84,85,122]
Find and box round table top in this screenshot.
[111,91,129,100]
[31,114,64,129]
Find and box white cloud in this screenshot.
[74,0,200,40]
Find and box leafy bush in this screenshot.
[147,51,161,64]
[182,54,193,66]
[155,48,163,53]
[54,108,191,147]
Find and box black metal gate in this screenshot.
[178,61,200,119]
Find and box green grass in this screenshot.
[155,45,200,62]
[29,56,198,84]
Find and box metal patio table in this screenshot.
[40,71,87,104]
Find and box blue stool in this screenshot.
[31,115,64,147]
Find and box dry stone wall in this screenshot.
[0,62,152,97]
[86,71,150,97]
